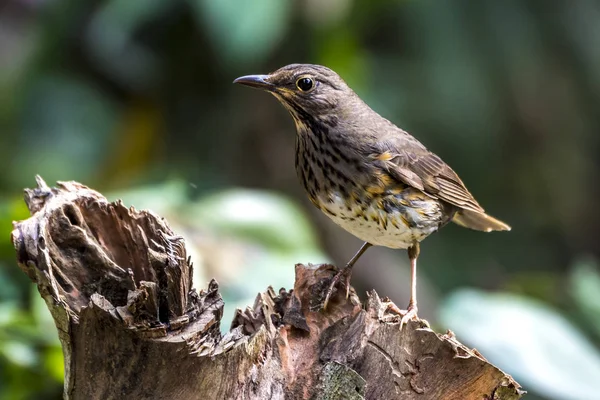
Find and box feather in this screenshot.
[375,140,486,214]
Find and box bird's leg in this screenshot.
[322,242,372,310]
[400,242,420,329]
[341,242,373,299]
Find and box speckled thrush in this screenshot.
[234,64,510,326]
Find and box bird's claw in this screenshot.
[383,301,404,316]
[322,266,352,310]
[382,301,419,329]
[399,304,418,330]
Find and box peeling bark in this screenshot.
[11,177,524,400]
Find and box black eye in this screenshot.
[296,77,314,92]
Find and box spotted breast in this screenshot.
[315,186,453,249]
[293,117,455,249]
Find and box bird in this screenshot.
[234,64,510,327]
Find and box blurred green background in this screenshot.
[2,0,600,399]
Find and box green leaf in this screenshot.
[44,345,65,383]
[439,289,600,400]
[108,180,189,219]
[188,189,321,252]
[0,197,30,258]
[31,289,60,345]
[570,258,600,337]
[0,341,37,367]
[0,303,19,327]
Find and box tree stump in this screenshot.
[11,177,523,400]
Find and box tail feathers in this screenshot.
[452,209,511,232]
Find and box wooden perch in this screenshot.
[11,177,523,400]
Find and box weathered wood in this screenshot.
[11,177,524,400]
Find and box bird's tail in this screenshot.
[452,209,511,232]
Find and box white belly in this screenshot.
[317,193,441,249]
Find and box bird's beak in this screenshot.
[233,74,274,91]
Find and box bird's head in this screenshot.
[234,64,354,128]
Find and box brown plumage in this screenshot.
[234,64,510,326]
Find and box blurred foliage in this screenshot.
[439,264,600,400]
[2,0,600,398]
[0,280,63,400]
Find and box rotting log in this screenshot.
[11,177,524,400]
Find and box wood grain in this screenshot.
[11,177,523,400]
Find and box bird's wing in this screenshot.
[373,144,485,214]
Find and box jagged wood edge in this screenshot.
[11,177,524,399]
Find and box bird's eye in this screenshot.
[296,77,314,92]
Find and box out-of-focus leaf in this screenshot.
[108,180,189,219]
[189,0,291,65]
[219,249,327,329]
[0,197,30,259]
[0,303,19,326]
[31,289,60,345]
[570,258,600,337]
[439,289,600,400]
[44,346,65,383]
[0,267,20,303]
[184,189,328,331]
[188,189,320,252]
[0,341,37,367]
[0,298,55,343]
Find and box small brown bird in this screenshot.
[234,64,510,326]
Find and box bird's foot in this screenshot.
[383,301,419,330]
[399,303,418,330]
[322,266,352,310]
